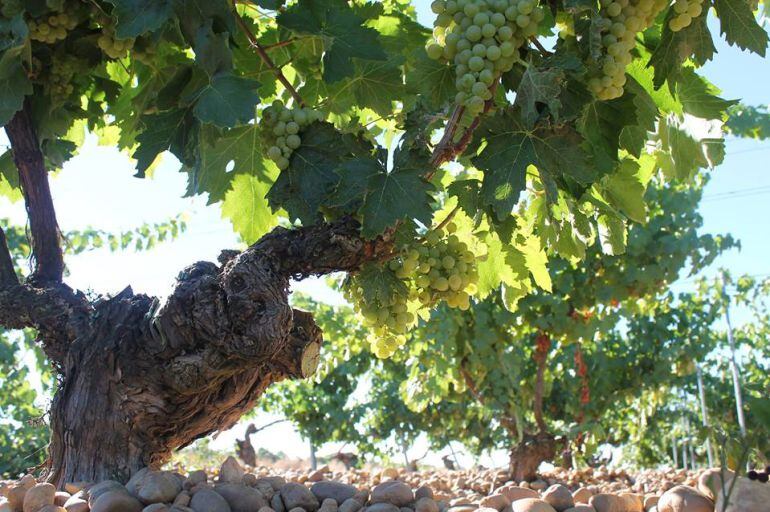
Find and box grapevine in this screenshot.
[28,12,78,44]
[48,57,80,103]
[259,101,325,170]
[668,0,704,31]
[345,223,479,358]
[587,0,668,100]
[425,0,545,113]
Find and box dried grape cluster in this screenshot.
[346,223,479,358]
[425,0,545,113]
[587,0,668,100]
[260,101,325,170]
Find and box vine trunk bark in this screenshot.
[508,433,557,482]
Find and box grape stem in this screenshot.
[433,205,461,234]
[231,1,305,107]
[529,37,551,56]
[262,38,298,51]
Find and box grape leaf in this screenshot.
[405,49,456,109]
[712,0,769,56]
[132,109,192,177]
[648,11,716,88]
[619,76,658,157]
[0,16,31,125]
[597,213,626,255]
[194,22,233,77]
[675,67,737,119]
[221,172,279,244]
[277,0,387,83]
[348,59,405,117]
[328,157,384,212]
[267,122,374,224]
[514,66,565,128]
[578,93,638,174]
[472,108,594,221]
[601,158,652,223]
[518,232,552,292]
[192,73,260,127]
[447,179,482,218]
[106,0,173,39]
[360,146,434,238]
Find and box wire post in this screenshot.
[722,276,747,438]
[696,364,715,467]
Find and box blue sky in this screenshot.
[0,3,767,467]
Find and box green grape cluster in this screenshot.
[425,0,545,113]
[668,0,703,31]
[28,12,78,43]
[48,57,79,103]
[587,0,668,100]
[97,27,135,59]
[260,101,324,170]
[346,223,479,358]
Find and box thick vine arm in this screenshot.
[0,225,17,286]
[5,100,65,285]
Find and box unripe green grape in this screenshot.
[432,0,447,13]
[491,12,507,26]
[427,43,444,59]
[505,5,518,19]
[467,95,485,112]
[468,55,485,71]
[516,14,530,27]
[466,24,482,41]
[464,2,480,16]
[286,134,301,149]
[481,23,497,37]
[456,38,472,51]
[687,2,702,16]
[486,45,502,60]
[607,2,622,15]
[473,43,488,56]
[273,122,286,136]
[268,146,283,160]
[473,12,490,25]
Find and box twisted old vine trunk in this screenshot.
[0,102,392,487]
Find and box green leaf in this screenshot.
[597,213,626,255]
[514,66,565,128]
[518,232,552,291]
[619,76,658,157]
[360,146,434,238]
[405,49,456,109]
[132,109,192,177]
[648,11,715,88]
[277,0,387,83]
[221,171,279,244]
[194,21,233,77]
[329,157,383,211]
[578,94,638,173]
[106,0,173,38]
[192,72,260,127]
[348,59,405,117]
[267,122,374,224]
[472,108,594,220]
[601,158,653,223]
[675,67,738,119]
[447,179,482,218]
[713,0,769,56]
[194,124,271,202]
[0,16,31,126]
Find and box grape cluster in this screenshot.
[260,101,324,170]
[28,12,78,44]
[97,27,135,60]
[346,223,479,358]
[425,0,545,113]
[668,0,703,31]
[587,0,668,100]
[48,57,79,103]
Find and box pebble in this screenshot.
[588,494,626,512]
[499,488,539,503]
[220,458,246,485]
[190,489,231,512]
[366,504,401,512]
[37,507,65,512]
[542,485,573,512]
[135,472,183,505]
[696,469,732,502]
[714,476,770,512]
[281,483,320,512]
[571,489,592,505]
[563,507,595,512]
[643,496,659,511]
[88,481,128,508]
[339,498,364,512]
[618,493,643,512]
[657,485,713,512]
[415,488,434,501]
[312,482,358,504]
[62,495,88,512]
[479,494,510,511]
[53,493,70,507]
[90,491,143,512]
[414,497,439,512]
[215,484,268,512]
[23,483,56,512]
[510,499,556,512]
[143,505,168,512]
[371,482,414,507]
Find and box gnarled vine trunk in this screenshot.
[508,432,557,482]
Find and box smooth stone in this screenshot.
[643,496,659,512]
[500,489,539,504]
[479,494,510,511]
[258,508,276,512]
[572,490,593,506]
[142,505,168,512]
[563,507,595,512]
[618,494,643,512]
[311,482,358,504]
[415,488,434,501]
[511,499,556,512]
[339,498,363,512]
[219,458,245,485]
[281,483,320,512]
[185,472,207,491]
[530,482,548,492]
[371,482,413,508]
[715,476,770,512]
[588,494,626,512]
[259,479,287,493]
[0,502,11,512]
[136,472,182,505]
[53,494,70,508]
[23,483,56,512]
[88,481,128,507]
[271,493,286,512]
[657,486,713,512]
[697,469,733,502]
[37,507,65,512]
[366,504,401,512]
[190,489,232,512]
[215,483,267,512]
[415,498,439,512]
[9,486,28,512]
[127,470,152,496]
[91,491,143,512]
[62,496,88,512]
[542,486,574,512]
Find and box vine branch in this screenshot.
[533,332,551,432]
[5,100,64,285]
[0,225,18,287]
[529,37,551,57]
[231,1,305,107]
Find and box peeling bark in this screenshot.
[508,432,558,482]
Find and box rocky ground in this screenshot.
[1,458,768,512]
